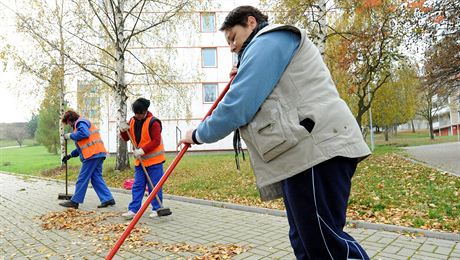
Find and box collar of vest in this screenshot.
[255,24,302,38]
[239,24,305,64]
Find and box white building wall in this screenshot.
[85,0,261,153]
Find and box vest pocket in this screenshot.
[247,100,299,162]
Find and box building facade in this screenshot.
[76,0,260,153]
[433,89,460,137]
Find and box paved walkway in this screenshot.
[404,142,460,176]
[0,172,459,259]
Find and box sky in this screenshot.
[0,71,37,123]
[0,0,39,123]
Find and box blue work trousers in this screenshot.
[282,156,369,260]
[71,157,113,204]
[128,163,164,213]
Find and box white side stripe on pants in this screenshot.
[311,167,365,260]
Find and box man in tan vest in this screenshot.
[178,5,371,260]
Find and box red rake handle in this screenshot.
[106,75,236,259]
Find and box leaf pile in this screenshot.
[39,209,119,231]
[39,209,247,258]
[136,243,247,260]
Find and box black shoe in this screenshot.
[97,199,115,208]
[59,200,79,209]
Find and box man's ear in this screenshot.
[247,16,257,29]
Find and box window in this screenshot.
[200,12,216,32]
[203,83,218,103]
[202,48,217,67]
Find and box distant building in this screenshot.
[397,117,429,132]
[432,89,460,137]
[75,0,260,153]
[76,80,101,127]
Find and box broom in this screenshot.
[127,131,172,217]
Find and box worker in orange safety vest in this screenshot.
[119,98,169,219]
[60,110,115,209]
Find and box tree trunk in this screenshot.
[411,119,415,133]
[115,88,129,170]
[57,0,66,162]
[384,126,389,141]
[114,1,130,170]
[356,111,363,133]
[316,0,327,57]
[428,115,435,140]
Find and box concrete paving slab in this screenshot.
[0,172,458,259]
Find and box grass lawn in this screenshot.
[368,130,460,147]
[1,133,459,233]
[0,143,83,175]
[0,138,37,148]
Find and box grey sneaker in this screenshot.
[149,211,158,218]
[122,210,136,220]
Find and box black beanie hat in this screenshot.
[132,98,150,114]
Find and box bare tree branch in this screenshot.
[86,0,115,42]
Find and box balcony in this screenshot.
[432,105,450,116]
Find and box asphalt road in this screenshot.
[404,142,460,176]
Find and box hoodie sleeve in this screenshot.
[195,30,300,143]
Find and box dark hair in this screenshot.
[61,110,80,124]
[219,6,268,31]
[132,97,150,114]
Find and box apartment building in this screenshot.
[433,89,460,137]
[76,0,260,153]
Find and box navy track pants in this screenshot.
[281,156,369,260]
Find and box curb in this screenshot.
[349,221,460,241]
[157,193,460,242]
[3,171,459,242]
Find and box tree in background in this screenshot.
[372,63,419,141]
[267,0,422,136]
[326,0,414,131]
[417,39,458,140]
[66,0,203,170]
[263,0,330,55]
[411,0,459,139]
[3,123,29,147]
[2,0,73,159]
[35,69,62,154]
[4,0,204,170]
[26,113,39,138]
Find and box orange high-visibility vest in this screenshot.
[74,118,107,159]
[129,116,166,167]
